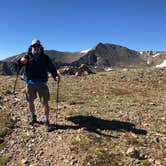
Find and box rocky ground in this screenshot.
[0,67,166,166]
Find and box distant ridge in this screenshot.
[0,42,166,75]
[71,42,145,67]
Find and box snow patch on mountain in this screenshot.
[153,53,160,57]
[80,48,92,53]
[156,60,166,68]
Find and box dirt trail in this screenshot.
[2,89,81,166]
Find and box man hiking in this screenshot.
[18,39,60,131]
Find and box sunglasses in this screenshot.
[31,44,41,48]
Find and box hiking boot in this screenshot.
[29,115,37,125]
[44,121,53,132]
[44,120,50,126]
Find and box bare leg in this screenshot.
[28,101,37,124]
[42,100,49,122]
[28,101,35,113]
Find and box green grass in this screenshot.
[0,155,10,166]
[0,110,13,166]
[139,160,151,166]
[19,131,29,140]
[0,111,13,138]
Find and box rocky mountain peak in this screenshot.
[1,42,166,75]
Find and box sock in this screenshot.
[44,115,49,122]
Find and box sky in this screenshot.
[0,0,166,60]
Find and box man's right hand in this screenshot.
[20,57,28,64]
[55,74,61,82]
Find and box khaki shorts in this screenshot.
[26,84,50,103]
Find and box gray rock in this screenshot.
[126,147,140,159]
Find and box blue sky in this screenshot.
[0,0,166,60]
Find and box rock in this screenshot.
[31,139,35,143]
[11,116,21,122]
[64,159,70,163]
[0,137,4,144]
[70,156,75,160]
[70,159,78,166]
[14,97,21,102]
[148,158,154,163]
[69,101,76,105]
[21,158,29,164]
[130,133,138,138]
[77,128,85,133]
[4,90,12,95]
[133,159,140,164]
[26,131,30,136]
[58,66,78,75]
[3,97,8,102]
[154,137,160,143]
[0,149,5,154]
[126,147,140,159]
[39,150,44,156]
[27,147,34,156]
[58,64,94,76]
[160,117,166,121]
[155,159,161,165]
[10,140,16,146]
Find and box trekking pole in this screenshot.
[55,80,60,126]
[13,65,21,95]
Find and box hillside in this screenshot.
[71,43,145,67]
[140,51,166,66]
[4,50,85,64]
[1,50,86,74]
[0,43,149,75]
[0,67,165,165]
